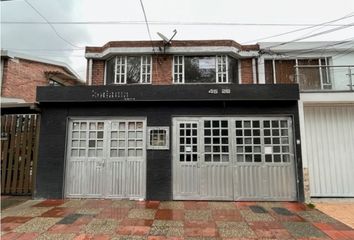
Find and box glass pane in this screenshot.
[73,123,80,130]
[97,131,104,139]
[252,121,260,128]
[128,132,136,138]
[272,121,279,128]
[119,122,125,130]
[254,146,261,152]
[111,149,118,157]
[136,122,143,129]
[128,149,135,156]
[72,131,79,138]
[221,154,229,162]
[111,122,119,130]
[254,154,262,162]
[119,140,125,147]
[71,149,78,157]
[97,149,103,157]
[136,149,143,156]
[136,131,143,138]
[97,122,104,130]
[283,154,290,162]
[280,120,288,128]
[128,122,135,130]
[80,123,87,130]
[111,140,118,147]
[274,155,281,162]
[128,140,135,147]
[184,56,216,83]
[282,146,289,152]
[111,131,118,138]
[72,140,79,147]
[80,132,86,138]
[88,149,95,157]
[118,149,125,157]
[127,56,141,84]
[80,140,86,147]
[97,140,103,147]
[89,140,95,147]
[245,155,252,162]
[79,149,85,157]
[119,131,125,138]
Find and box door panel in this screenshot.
[173,117,297,201]
[201,119,232,200]
[66,119,146,199]
[173,121,200,199]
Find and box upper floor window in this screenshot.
[173,55,238,84]
[264,58,332,90]
[106,56,152,85]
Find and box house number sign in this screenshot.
[208,88,231,94]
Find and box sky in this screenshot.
[1,0,354,80]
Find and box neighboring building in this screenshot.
[258,41,354,200]
[0,50,82,109]
[35,40,303,201]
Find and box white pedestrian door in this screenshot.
[65,119,146,199]
[173,117,297,201]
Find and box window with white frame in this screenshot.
[105,56,152,85]
[147,127,169,150]
[173,55,238,84]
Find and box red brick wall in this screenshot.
[1,58,75,103]
[240,59,254,84]
[91,60,105,85]
[152,55,172,85]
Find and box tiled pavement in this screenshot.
[1,199,354,240]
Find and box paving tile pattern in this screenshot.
[1,199,353,240]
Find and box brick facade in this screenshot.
[86,40,258,86]
[240,59,254,84]
[91,60,105,85]
[152,55,173,85]
[1,57,78,103]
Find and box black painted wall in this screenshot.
[35,100,304,201]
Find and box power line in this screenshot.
[138,0,156,54]
[241,12,354,44]
[264,22,354,50]
[2,20,354,27]
[24,0,81,49]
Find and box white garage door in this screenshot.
[304,105,354,197]
[173,117,297,201]
[65,118,146,199]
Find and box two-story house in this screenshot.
[35,40,303,201]
[34,39,354,202]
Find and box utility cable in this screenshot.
[24,0,81,49]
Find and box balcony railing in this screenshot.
[295,65,354,92]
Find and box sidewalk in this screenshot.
[315,201,354,230]
[1,199,354,240]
